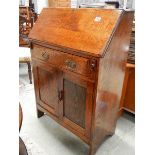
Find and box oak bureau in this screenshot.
[28,8,134,155]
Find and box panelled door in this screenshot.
[59,72,94,138]
[32,60,62,117]
[33,60,94,137]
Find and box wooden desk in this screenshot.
[29,8,133,155]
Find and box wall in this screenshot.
[33,0,48,14]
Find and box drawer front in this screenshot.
[31,44,96,78]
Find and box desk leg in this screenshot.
[27,62,32,84]
[37,108,44,118]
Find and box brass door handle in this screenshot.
[41,52,49,60]
[58,90,63,101]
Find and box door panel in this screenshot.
[32,60,61,117]
[61,73,94,138]
[38,68,58,108]
[64,79,87,128]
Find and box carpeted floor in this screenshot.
[19,64,135,155]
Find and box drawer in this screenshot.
[31,44,96,78]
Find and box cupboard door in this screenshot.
[33,60,62,117]
[59,73,94,138]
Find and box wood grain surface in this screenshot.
[29,8,123,57]
[90,11,134,154]
[63,79,86,128]
[31,44,95,78]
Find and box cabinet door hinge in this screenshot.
[90,59,97,70]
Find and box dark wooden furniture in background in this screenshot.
[19,103,28,155]
[119,18,135,115]
[19,104,23,131]
[105,1,119,8]
[19,6,37,47]
[19,5,37,84]
[29,8,134,155]
[19,138,28,155]
[29,0,36,13]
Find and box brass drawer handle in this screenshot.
[41,52,49,60]
[65,59,76,69]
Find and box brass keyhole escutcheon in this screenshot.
[65,59,76,69]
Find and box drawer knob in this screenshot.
[65,60,76,69]
[41,52,49,60]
